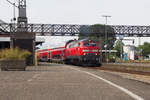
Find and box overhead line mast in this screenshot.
[17,0,28,32]
[6,0,28,32]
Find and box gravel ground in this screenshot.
[99,69,150,84]
[100,63,150,84]
[108,63,150,67]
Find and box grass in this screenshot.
[0,47,31,60]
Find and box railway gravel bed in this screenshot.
[87,63,150,84]
[101,63,150,74]
[98,69,150,84]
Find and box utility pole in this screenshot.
[102,15,111,62]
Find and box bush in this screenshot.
[0,47,31,60]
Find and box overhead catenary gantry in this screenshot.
[0,23,150,37]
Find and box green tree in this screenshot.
[113,40,124,57]
[79,24,116,50]
[137,42,150,57]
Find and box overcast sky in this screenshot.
[0,0,150,25]
[1,0,150,48]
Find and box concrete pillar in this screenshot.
[12,32,35,65]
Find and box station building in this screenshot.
[0,35,44,49]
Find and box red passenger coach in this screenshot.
[37,49,52,62]
[49,47,65,63]
[36,49,43,61]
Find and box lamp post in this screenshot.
[102,15,111,62]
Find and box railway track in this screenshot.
[86,64,150,76]
[38,62,150,76]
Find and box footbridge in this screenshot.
[0,23,150,37]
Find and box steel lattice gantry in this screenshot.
[0,23,150,37]
[111,25,150,37]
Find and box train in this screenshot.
[37,39,101,66]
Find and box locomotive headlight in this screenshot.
[83,50,89,52]
[92,50,98,52]
[84,53,88,55]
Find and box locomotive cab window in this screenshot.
[91,42,96,47]
[83,42,89,47]
[83,40,97,47]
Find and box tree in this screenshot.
[137,42,150,57]
[113,40,124,57]
[78,25,91,39]
[79,24,116,50]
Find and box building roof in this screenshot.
[0,36,45,45]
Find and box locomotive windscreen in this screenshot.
[83,40,97,47]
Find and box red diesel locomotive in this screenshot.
[37,39,101,66]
